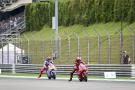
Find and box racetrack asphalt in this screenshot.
[0,77,135,90]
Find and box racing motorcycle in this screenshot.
[77,63,88,82]
[46,63,56,79]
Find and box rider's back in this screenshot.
[78,63,87,72]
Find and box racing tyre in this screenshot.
[79,78,83,82]
[84,75,87,82]
[48,76,51,79]
[52,72,56,79]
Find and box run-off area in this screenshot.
[0,78,135,90]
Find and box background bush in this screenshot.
[25,0,135,31]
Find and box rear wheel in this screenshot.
[83,75,87,82]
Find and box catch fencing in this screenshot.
[0,27,135,64]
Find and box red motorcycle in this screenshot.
[69,63,88,82]
[77,63,88,82]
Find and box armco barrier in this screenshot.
[0,64,12,73]
[0,64,134,77]
[131,64,135,77]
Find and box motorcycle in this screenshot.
[46,63,56,79]
[77,63,88,82]
[78,71,88,82]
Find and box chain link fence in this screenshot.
[0,29,135,65]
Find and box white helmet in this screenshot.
[76,56,81,60]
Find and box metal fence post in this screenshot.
[132,33,135,64]
[68,37,71,64]
[42,41,45,62]
[74,32,80,56]
[98,33,100,64]
[31,32,37,64]
[120,31,123,64]
[14,38,16,64]
[27,39,29,58]
[128,26,135,64]
[94,29,100,64]
[0,37,4,64]
[104,30,111,64]
[78,36,80,56]
[20,38,23,64]
[83,30,90,64]
[87,39,90,64]
[64,32,71,64]
[58,36,61,59]
[7,43,9,64]
[35,40,38,64]
[23,34,30,63]
[108,32,111,64]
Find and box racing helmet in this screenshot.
[76,56,82,63]
[47,56,51,61]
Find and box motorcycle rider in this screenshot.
[38,56,54,78]
[69,56,87,81]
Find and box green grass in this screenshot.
[21,22,135,64]
[23,22,135,40]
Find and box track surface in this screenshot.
[0,78,135,90]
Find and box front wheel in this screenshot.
[48,77,51,79]
[79,71,88,82]
[79,76,87,82]
[52,71,56,79]
[83,75,87,82]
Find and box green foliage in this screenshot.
[128,0,135,23]
[25,2,54,31]
[25,0,135,31]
